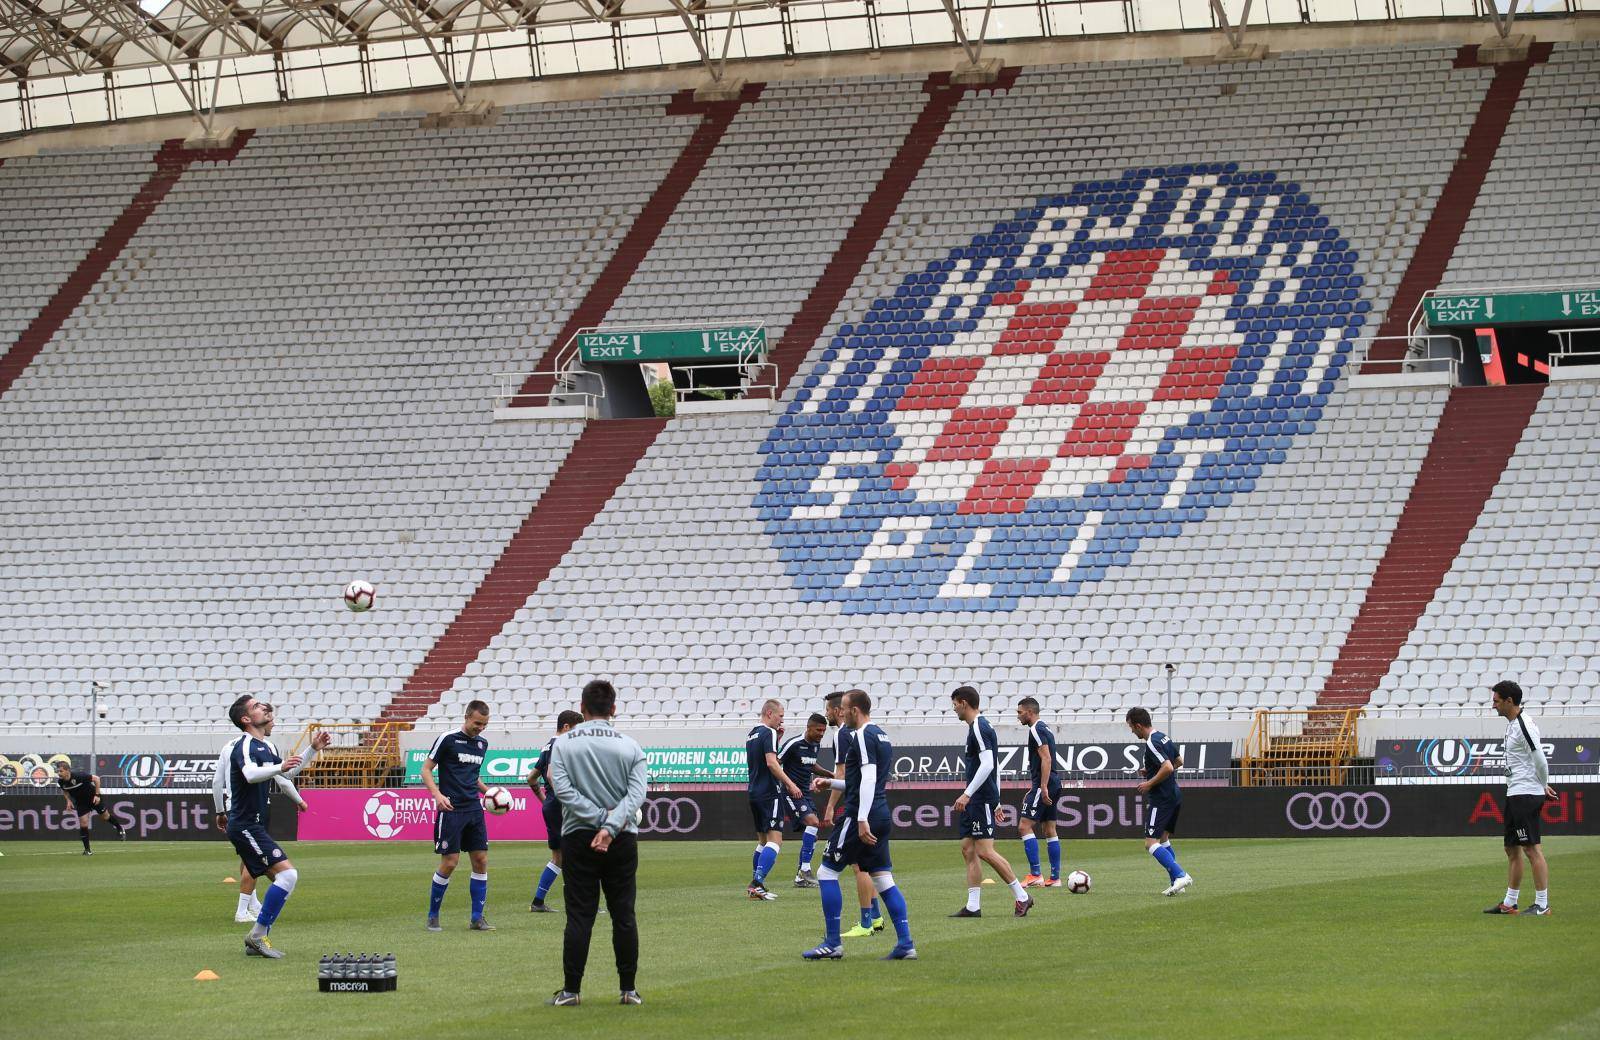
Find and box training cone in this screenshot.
[223,877,237,883]
[981,878,995,885]
[194,970,220,981]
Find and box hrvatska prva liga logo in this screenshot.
[758,165,1369,614]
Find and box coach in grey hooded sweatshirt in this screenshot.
[547,679,649,1006]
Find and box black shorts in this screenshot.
[228,823,286,878]
[750,797,785,835]
[958,798,997,840]
[434,809,488,855]
[542,797,563,851]
[1020,784,1062,823]
[823,812,892,874]
[1504,794,1544,847]
[70,800,103,817]
[1145,800,1181,839]
[783,792,816,831]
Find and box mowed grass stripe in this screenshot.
[1,837,1595,1039]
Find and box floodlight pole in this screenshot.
[1163,663,1176,735]
[90,680,109,770]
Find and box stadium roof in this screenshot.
[0,0,1579,135]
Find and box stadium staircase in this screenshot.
[767,68,1019,393]
[1316,384,1544,706]
[0,133,254,399]
[378,417,668,726]
[511,85,763,407]
[1366,43,1552,361]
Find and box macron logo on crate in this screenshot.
[758,164,1368,613]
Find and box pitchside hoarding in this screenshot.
[1375,737,1599,785]
[892,741,1232,782]
[296,788,548,842]
[401,747,749,785]
[0,791,297,840]
[0,752,86,788]
[619,785,1594,840]
[2,784,1591,841]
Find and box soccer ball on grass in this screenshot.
[1066,870,1092,894]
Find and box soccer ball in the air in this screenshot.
[483,786,513,815]
[343,580,376,612]
[1066,870,1092,894]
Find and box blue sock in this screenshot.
[256,881,289,931]
[469,873,488,919]
[820,877,843,947]
[878,882,913,947]
[1047,837,1062,880]
[534,862,560,903]
[799,827,817,871]
[755,843,778,884]
[752,845,761,877]
[1152,843,1184,881]
[429,872,450,916]
[870,897,881,922]
[1022,835,1041,875]
[858,904,874,929]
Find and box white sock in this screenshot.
[1534,888,1548,908]
[236,893,252,913]
[1505,887,1520,906]
[1009,878,1028,901]
[966,887,981,912]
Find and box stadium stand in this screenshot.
[3,39,1598,735]
[0,95,701,729]
[424,46,1496,727]
[1439,42,1600,289]
[0,147,157,391]
[1374,381,1600,712]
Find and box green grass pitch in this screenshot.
[3,836,1597,1038]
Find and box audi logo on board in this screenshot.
[1285,792,1392,831]
[636,797,701,835]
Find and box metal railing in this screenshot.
[670,359,780,403]
[498,319,770,411]
[1348,335,1461,383]
[1241,707,1363,787]
[1548,327,1600,375]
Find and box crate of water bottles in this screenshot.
[318,953,397,992]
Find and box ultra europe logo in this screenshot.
[758,165,1368,613]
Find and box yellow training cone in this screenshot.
[981,878,995,885]
[223,877,237,883]
[194,970,220,981]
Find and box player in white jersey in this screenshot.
[211,702,327,921]
[1484,681,1555,916]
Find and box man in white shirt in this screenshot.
[1484,680,1556,916]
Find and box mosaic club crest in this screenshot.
[758,164,1369,614]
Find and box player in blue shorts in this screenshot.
[822,691,884,937]
[529,709,584,913]
[1016,696,1064,888]
[746,698,805,900]
[221,695,304,959]
[804,690,916,961]
[423,699,495,931]
[948,686,1033,918]
[1126,707,1192,896]
[779,713,826,887]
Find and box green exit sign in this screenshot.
[577,325,766,363]
[1425,289,1600,327]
